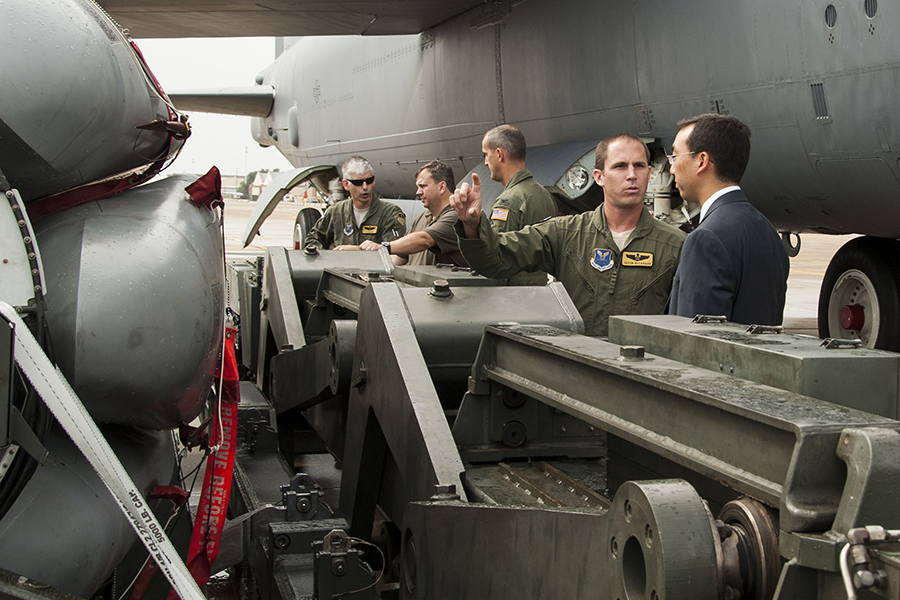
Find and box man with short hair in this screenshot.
[360,160,468,267]
[305,156,406,250]
[451,132,685,337]
[480,124,557,285]
[667,113,789,325]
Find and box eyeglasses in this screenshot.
[345,175,375,186]
[666,152,696,165]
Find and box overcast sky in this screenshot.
[136,37,293,178]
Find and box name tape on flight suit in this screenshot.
[622,251,654,267]
[0,302,205,600]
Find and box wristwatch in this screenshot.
[381,241,391,254]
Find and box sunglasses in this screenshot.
[346,175,375,186]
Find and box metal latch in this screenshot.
[692,315,728,323]
[820,338,863,349]
[745,324,784,335]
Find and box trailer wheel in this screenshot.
[818,237,900,351]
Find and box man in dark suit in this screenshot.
[668,113,789,325]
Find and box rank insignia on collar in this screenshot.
[344,223,353,236]
[362,225,378,234]
[591,248,614,272]
[622,251,653,267]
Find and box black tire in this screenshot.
[293,207,322,249]
[817,237,900,351]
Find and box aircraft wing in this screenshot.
[96,0,486,38]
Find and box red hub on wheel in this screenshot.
[840,304,865,331]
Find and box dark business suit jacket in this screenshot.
[669,189,789,325]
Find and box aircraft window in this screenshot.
[864,0,877,19]
[825,5,837,28]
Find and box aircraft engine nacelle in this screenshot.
[33,175,225,429]
[0,0,185,202]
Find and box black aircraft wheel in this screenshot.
[818,237,900,351]
[293,206,322,249]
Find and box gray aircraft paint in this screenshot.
[218,0,900,237]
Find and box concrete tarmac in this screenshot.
[223,199,854,337]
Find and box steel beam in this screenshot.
[340,282,466,539]
[470,324,900,533]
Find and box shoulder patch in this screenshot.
[491,208,510,222]
[591,248,614,272]
[397,213,406,226]
[362,225,378,234]
[343,222,353,236]
[622,251,654,267]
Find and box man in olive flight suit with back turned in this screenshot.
[305,155,406,250]
[480,124,558,285]
[451,132,686,337]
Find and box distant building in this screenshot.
[250,171,274,199]
[219,174,243,199]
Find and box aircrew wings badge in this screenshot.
[362,225,378,234]
[491,208,510,221]
[591,248,614,272]
[622,251,654,267]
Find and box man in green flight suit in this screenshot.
[305,156,406,249]
[481,125,558,285]
[451,132,686,337]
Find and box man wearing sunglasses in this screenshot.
[305,156,406,250]
[667,114,789,325]
[451,132,685,337]
[358,160,468,267]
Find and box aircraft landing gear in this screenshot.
[293,206,323,249]
[818,237,900,351]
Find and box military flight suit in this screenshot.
[457,205,685,336]
[305,196,406,249]
[489,169,558,286]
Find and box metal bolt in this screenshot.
[429,279,452,298]
[303,243,319,256]
[22,236,31,244]
[5,191,13,198]
[331,557,348,577]
[33,285,41,293]
[273,534,291,550]
[11,204,19,211]
[27,253,35,260]
[17,220,25,228]
[620,345,645,359]
[297,497,312,513]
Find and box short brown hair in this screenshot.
[595,133,651,170]
[416,160,456,190]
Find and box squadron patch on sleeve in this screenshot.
[362,225,378,234]
[622,251,654,267]
[343,223,353,236]
[590,248,614,272]
[491,208,510,222]
[397,213,406,226]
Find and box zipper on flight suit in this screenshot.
[631,266,674,304]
